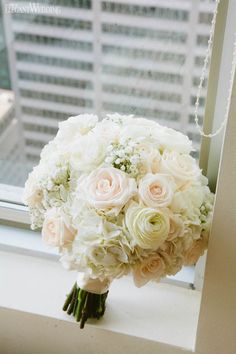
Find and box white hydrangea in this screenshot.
[69,132,106,172]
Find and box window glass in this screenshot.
[0,0,214,188]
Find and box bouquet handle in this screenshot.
[63,274,110,328]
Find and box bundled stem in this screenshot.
[63,283,108,328]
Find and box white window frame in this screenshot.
[195,39,236,354]
[0,184,29,224]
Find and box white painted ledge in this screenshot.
[0,224,195,287]
[0,248,201,354]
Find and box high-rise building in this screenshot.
[2,0,214,171]
[0,89,26,186]
[0,2,11,89]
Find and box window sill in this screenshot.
[0,226,201,353]
[0,224,195,287]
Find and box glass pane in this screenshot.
[0,0,214,190]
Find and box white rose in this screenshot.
[167,213,185,240]
[57,114,98,141]
[137,139,161,174]
[78,167,137,215]
[40,140,60,163]
[121,118,161,140]
[154,126,193,154]
[125,203,170,250]
[93,120,120,144]
[23,166,44,207]
[133,254,165,287]
[160,151,201,188]
[139,173,175,208]
[123,116,159,128]
[108,114,159,129]
[159,239,185,276]
[69,132,105,172]
[42,208,76,247]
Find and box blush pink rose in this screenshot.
[79,167,137,215]
[138,173,175,208]
[184,238,207,265]
[133,254,165,287]
[42,208,76,248]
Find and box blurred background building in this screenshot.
[0,89,26,185]
[0,0,214,186]
[0,2,11,89]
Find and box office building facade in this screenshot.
[0,2,11,89]
[2,0,214,169]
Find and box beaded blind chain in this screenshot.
[194,0,236,138]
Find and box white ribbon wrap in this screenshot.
[76,272,110,294]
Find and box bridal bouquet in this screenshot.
[24,114,214,328]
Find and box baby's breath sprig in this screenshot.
[104,113,134,125]
[105,139,141,177]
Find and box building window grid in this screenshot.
[195,56,205,67]
[196,34,209,47]
[102,64,183,84]
[193,76,207,88]
[1,0,214,182]
[102,83,182,103]
[12,13,92,31]
[103,102,180,122]
[25,139,46,149]
[198,11,213,24]
[102,44,186,65]
[16,52,93,71]
[20,89,93,108]
[14,33,93,52]
[21,106,70,121]
[11,0,92,8]
[189,114,203,125]
[191,95,205,107]
[23,122,58,136]
[187,131,201,143]
[51,0,92,9]
[101,2,189,22]
[18,71,93,90]
[102,23,187,43]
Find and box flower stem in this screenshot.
[67,285,78,315]
[63,283,109,328]
[62,283,77,312]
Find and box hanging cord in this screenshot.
[194,0,236,138]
